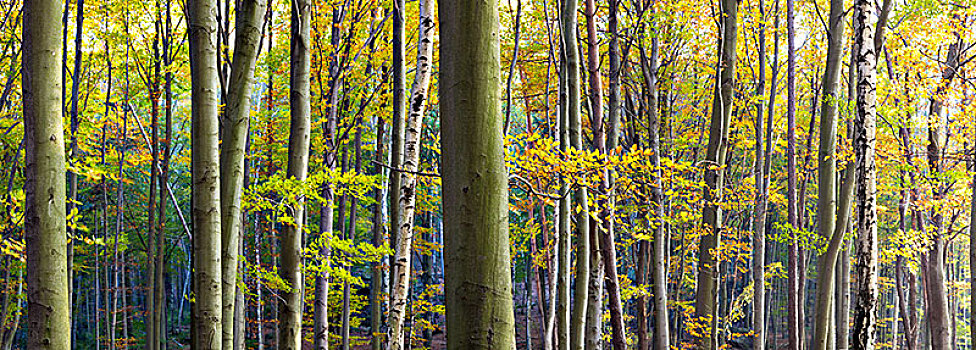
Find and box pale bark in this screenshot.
[638,19,670,350]
[279,0,312,347]
[441,0,516,347]
[218,0,267,348]
[556,70,571,350]
[752,0,767,345]
[583,0,604,347]
[189,0,224,344]
[386,1,433,348]
[694,0,738,347]
[23,0,71,345]
[558,0,589,347]
[388,0,405,305]
[850,1,879,349]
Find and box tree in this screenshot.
[218,0,267,348]
[558,0,589,347]
[278,0,311,348]
[188,0,224,345]
[387,0,434,347]
[850,0,879,348]
[441,0,516,347]
[694,0,738,347]
[23,0,71,346]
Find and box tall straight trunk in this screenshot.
[67,0,84,337]
[583,0,604,347]
[189,0,224,344]
[111,37,132,348]
[156,1,174,347]
[850,1,879,348]
[388,0,406,305]
[556,69,571,350]
[100,33,113,350]
[971,164,976,350]
[596,0,627,350]
[23,0,70,344]
[386,1,433,349]
[370,112,386,350]
[218,0,267,347]
[752,0,767,346]
[638,17,670,350]
[558,0,589,347]
[366,9,385,350]
[785,0,801,348]
[922,34,959,350]
[441,0,516,347]
[147,10,161,349]
[279,0,311,347]
[694,0,738,347]
[313,5,343,350]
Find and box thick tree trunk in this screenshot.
[694,0,738,347]
[189,0,224,344]
[441,0,516,347]
[386,1,434,348]
[279,0,311,348]
[850,2,879,349]
[218,0,267,348]
[23,0,71,345]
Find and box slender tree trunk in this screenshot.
[279,0,311,347]
[368,7,386,348]
[189,0,224,344]
[23,0,70,344]
[388,0,406,307]
[583,0,604,347]
[67,0,84,339]
[371,111,387,350]
[386,1,434,349]
[695,0,738,347]
[556,51,571,350]
[850,1,879,348]
[558,0,589,347]
[971,161,976,350]
[785,0,802,348]
[218,0,267,347]
[441,0,516,346]
[147,11,161,349]
[637,15,670,350]
[752,0,767,345]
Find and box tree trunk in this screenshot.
[637,19,670,350]
[752,0,767,345]
[556,49,571,350]
[386,1,434,348]
[441,0,516,347]
[785,0,802,348]
[850,2,879,348]
[23,0,71,344]
[583,0,604,347]
[218,0,267,347]
[694,0,738,347]
[388,0,406,307]
[189,0,224,344]
[370,55,387,350]
[279,0,311,347]
[558,0,589,347]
